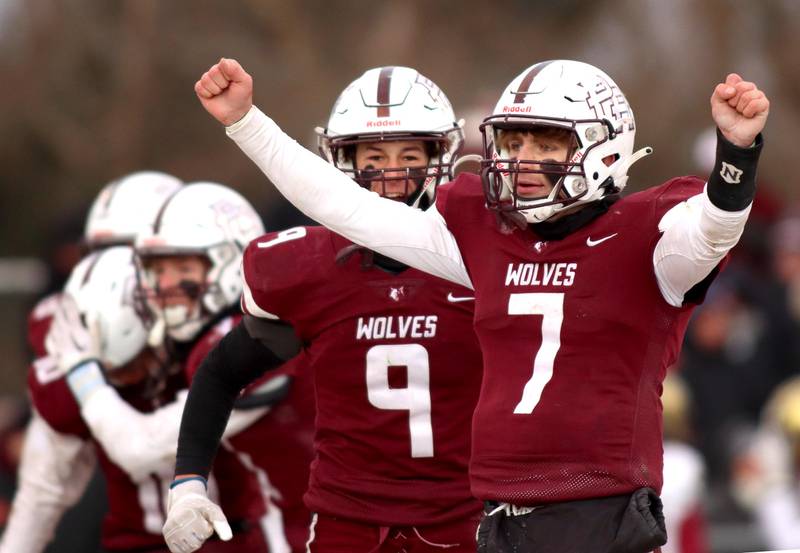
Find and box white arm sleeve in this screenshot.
[227,106,473,289]
[80,387,268,482]
[0,410,95,553]
[653,187,751,307]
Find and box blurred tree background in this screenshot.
[0,1,799,550]
[1,0,798,386]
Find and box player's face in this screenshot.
[144,255,208,311]
[354,140,430,200]
[498,128,572,199]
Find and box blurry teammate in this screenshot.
[2,246,269,552]
[133,182,315,552]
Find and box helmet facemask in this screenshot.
[316,65,464,210]
[481,60,653,225]
[320,129,462,209]
[133,182,264,345]
[481,116,621,223]
[134,252,215,345]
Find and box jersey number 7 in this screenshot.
[509,292,564,414]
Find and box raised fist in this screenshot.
[711,73,770,148]
[195,58,254,126]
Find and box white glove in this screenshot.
[45,293,101,377]
[163,477,233,553]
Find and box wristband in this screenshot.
[66,360,107,405]
[170,475,208,490]
[706,128,763,211]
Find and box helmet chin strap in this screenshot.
[147,317,166,348]
[410,176,433,209]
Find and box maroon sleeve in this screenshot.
[26,293,62,359]
[27,360,90,438]
[241,227,325,322]
[184,315,241,381]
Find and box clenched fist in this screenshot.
[711,73,769,148]
[195,58,254,126]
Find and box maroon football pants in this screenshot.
[306,512,482,553]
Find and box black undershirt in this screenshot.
[174,317,301,477]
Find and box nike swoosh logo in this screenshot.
[447,293,475,303]
[586,233,619,247]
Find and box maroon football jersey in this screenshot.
[184,316,316,553]
[242,226,483,526]
[26,318,266,551]
[27,293,62,359]
[436,173,706,506]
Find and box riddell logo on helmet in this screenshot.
[502,105,532,113]
[366,119,402,128]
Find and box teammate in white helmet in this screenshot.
[9,171,183,552]
[191,57,769,552]
[133,182,315,553]
[2,247,274,553]
[27,170,182,355]
[84,171,185,248]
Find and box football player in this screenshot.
[68,181,313,552]
[132,181,316,553]
[5,171,183,552]
[193,58,769,552]
[163,67,484,553]
[1,246,270,552]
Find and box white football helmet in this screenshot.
[84,171,183,248]
[64,246,147,369]
[317,66,464,208]
[135,182,265,343]
[480,60,653,223]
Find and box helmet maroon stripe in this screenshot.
[152,187,183,234]
[376,67,394,117]
[81,251,105,286]
[101,180,122,211]
[513,61,554,104]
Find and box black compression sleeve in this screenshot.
[174,319,295,477]
[706,128,763,212]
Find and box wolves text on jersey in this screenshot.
[505,262,577,287]
[356,315,437,340]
